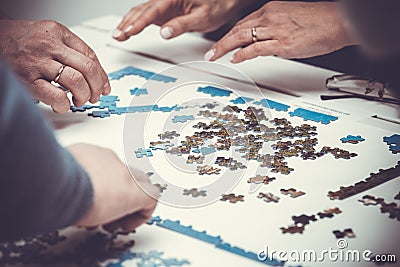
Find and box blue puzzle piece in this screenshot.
[230,97,254,104]
[157,219,223,245]
[100,95,120,102]
[289,108,338,124]
[108,66,177,83]
[135,148,154,158]
[172,115,195,123]
[197,86,232,97]
[340,135,365,144]
[70,104,98,112]
[149,216,284,266]
[89,110,110,118]
[253,99,290,112]
[192,148,200,153]
[147,216,162,225]
[200,146,216,155]
[383,134,400,154]
[130,87,149,96]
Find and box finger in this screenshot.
[231,40,279,63]
[117,2,173,40]
[62,32,110,95]
[208,27,273,61]
[119,211,154,231]
[114,4,148,41]
[160,10,205,39]
[40,61,91,107]
[55,46,105,103]
[31,79,71,113]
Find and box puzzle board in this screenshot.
[3,43,399,267]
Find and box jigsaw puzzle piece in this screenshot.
[135,148,154,158]
[130,87,148,96]
[253,98,290,112]
[197,86,232,97]
[383,134,400,154]
[340,135,365,144]
[289,108,338,124]
[172,115,195,123]
[230,97,254,104]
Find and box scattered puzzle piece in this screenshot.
[154,183,168,193]
[358,195,384,206]
[383,134,400,154]
[280,188,305,198]
[317,207,342,219]
[108,66,177,83]
[289,108,338,124]
[247,175,276,185]
[340,135,365,144]
[220,193,244,203]
[135,148,154,158]
[183,188,207,197]
[186,155,205,164]
[200,146,216,155]
[257,192,280,203]
[333,229,356,239]
[129,87,148,96]
[280,225,305,234]
[150,141,174,150]
[292,215,317,226]
[359,195,400,221]
[197,165,221,175]
[172,115,195,123]
[158,131,180,140]
[253,99,290,112]
[197,86,232,97]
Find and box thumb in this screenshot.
[160,11,203,39]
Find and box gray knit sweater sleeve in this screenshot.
[0,61,93,241]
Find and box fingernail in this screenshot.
[230,54,235,63]
[160,27,173,39]
[112,29,122,38]
[204,49,215,61]
[103,82,109,88]
[124,25,133,33]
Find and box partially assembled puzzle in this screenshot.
[4,62,399,267]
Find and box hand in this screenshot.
[67,144,159,230]
[0,20,111,113]
[206,1,356,63]
[113,0,246,41]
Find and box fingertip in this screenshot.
[112,29,122,39]
[103,82,111,95]
[204,48,215,61]
[160,26,174,39]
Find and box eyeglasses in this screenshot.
[320,74,400,105]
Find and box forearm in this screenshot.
[0,61,93,241]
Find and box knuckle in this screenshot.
[84,60,97,76]
[253,43,264,54]
[69,71,86,87]
[238,29,249,42]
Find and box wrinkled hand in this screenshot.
[206,1,355,63]
[113,0,243,41]
[0,20,111,113]
[68,144,159,230]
